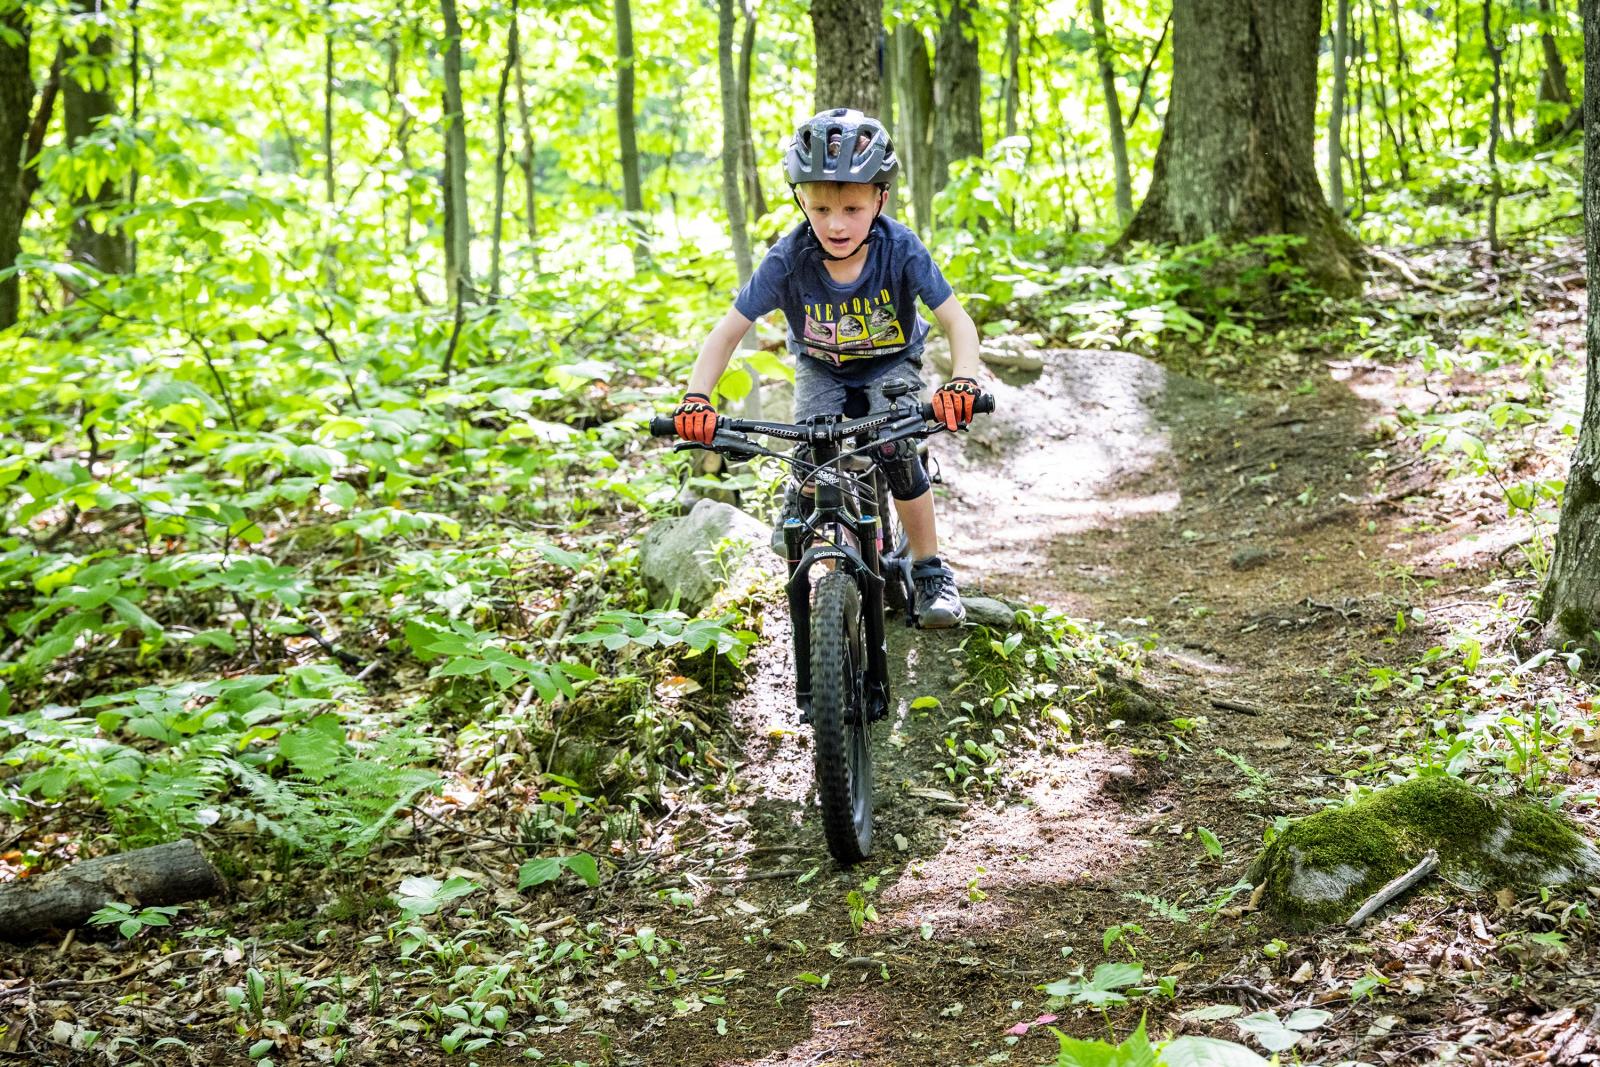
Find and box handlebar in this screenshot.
[648,393,996,440]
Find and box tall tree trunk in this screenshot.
[614,0,646,270]
[718,0,751,284]
[62,0,128,276]
[894,26,934,233]
[489,0,516,300]
[932,0,982,194]
[1386,0,1420,154]
[736,1,766,220]
[1484,0,1504,249]
[809,0,882,114]
[1001,0,1022,138]
[1121,0,1360,292]
[323,3,335,207]
[1366,0,1408,182]
[1535,0,1574,141]
[128,0,140,274]
[1328,0,1350,214]
[1538,0,1600,649]
[0,2,32,328]
[440,0,472,305]
[512,12,540,274]
[1089,0,1132,224]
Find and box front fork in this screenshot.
[785,515,891,722]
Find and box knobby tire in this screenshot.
[810,570,873,864]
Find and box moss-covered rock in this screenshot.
[1250,776,1600,930]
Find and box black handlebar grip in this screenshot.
[649,415,677,437]
[918,392,997,421]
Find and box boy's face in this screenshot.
[797,182,886,258]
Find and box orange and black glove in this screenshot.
[931,377,980,431]
[674,392,718,445]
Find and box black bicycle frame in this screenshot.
[783,423,891,722]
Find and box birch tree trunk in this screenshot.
[932,0,982,194]
[810,0,881,114]
[1121,0,1359,292]
[615,0,646,270]
[1538,0,1600,650]
[1089,0,1132,224]
[1328,0,1350,214]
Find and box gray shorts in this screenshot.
[792,352,926,421]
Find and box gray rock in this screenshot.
[1230,547,1275,571]
[962,596,1023,628]
[638,499,776,613]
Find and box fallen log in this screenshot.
[0,839,224,943]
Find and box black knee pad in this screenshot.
[879,438,930,501]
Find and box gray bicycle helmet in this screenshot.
[783,108,900,186]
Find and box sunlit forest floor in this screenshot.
[4,238,1597,1066]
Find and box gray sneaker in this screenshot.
[912,556,966,628]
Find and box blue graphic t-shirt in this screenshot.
[734,216,953,380]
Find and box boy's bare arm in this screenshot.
[930,296,983,381]
[685,308,755,398]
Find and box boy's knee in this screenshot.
[881,440,929,501]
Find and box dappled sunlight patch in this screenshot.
[878,748,1145,936]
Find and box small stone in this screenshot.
[1230,547,1275,571]
[1106,765,1136,781]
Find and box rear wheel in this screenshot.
[810,570,872,864]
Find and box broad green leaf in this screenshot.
[1157,1037,1270,1067]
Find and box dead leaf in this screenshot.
[1289,960,1315,984]
[1494,887,1517,911]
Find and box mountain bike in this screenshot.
[650,382,995,864]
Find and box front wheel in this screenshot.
[810,570,873,864]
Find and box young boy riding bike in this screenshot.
[673,108,985,628]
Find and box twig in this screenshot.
[1346,850,1439,929]
[651,868,808,890]
[1210,696,1262,716]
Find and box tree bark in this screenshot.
[0,840,224,944]
[736,1,766,220]
[1001,0,1022,139]
[489,0,517,299]
[1328,0,1350,214]
[0,2,33,329]
[718,0,751,284]
[1535,0,1574,142]
[62,0,129,276]
[895,26,934,233]
[1484,0,1504,249]
[1535,0,1600,650]
[511,11,540,273]
[615,0,646,270]
[1120,0,1360,293]
[440,0,472,304]
[932,0,982,194]
[1089,0,1132,224]
[809,0,881,115]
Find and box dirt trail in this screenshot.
[611,347,1435,1067]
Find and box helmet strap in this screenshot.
[792,186,888,263]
